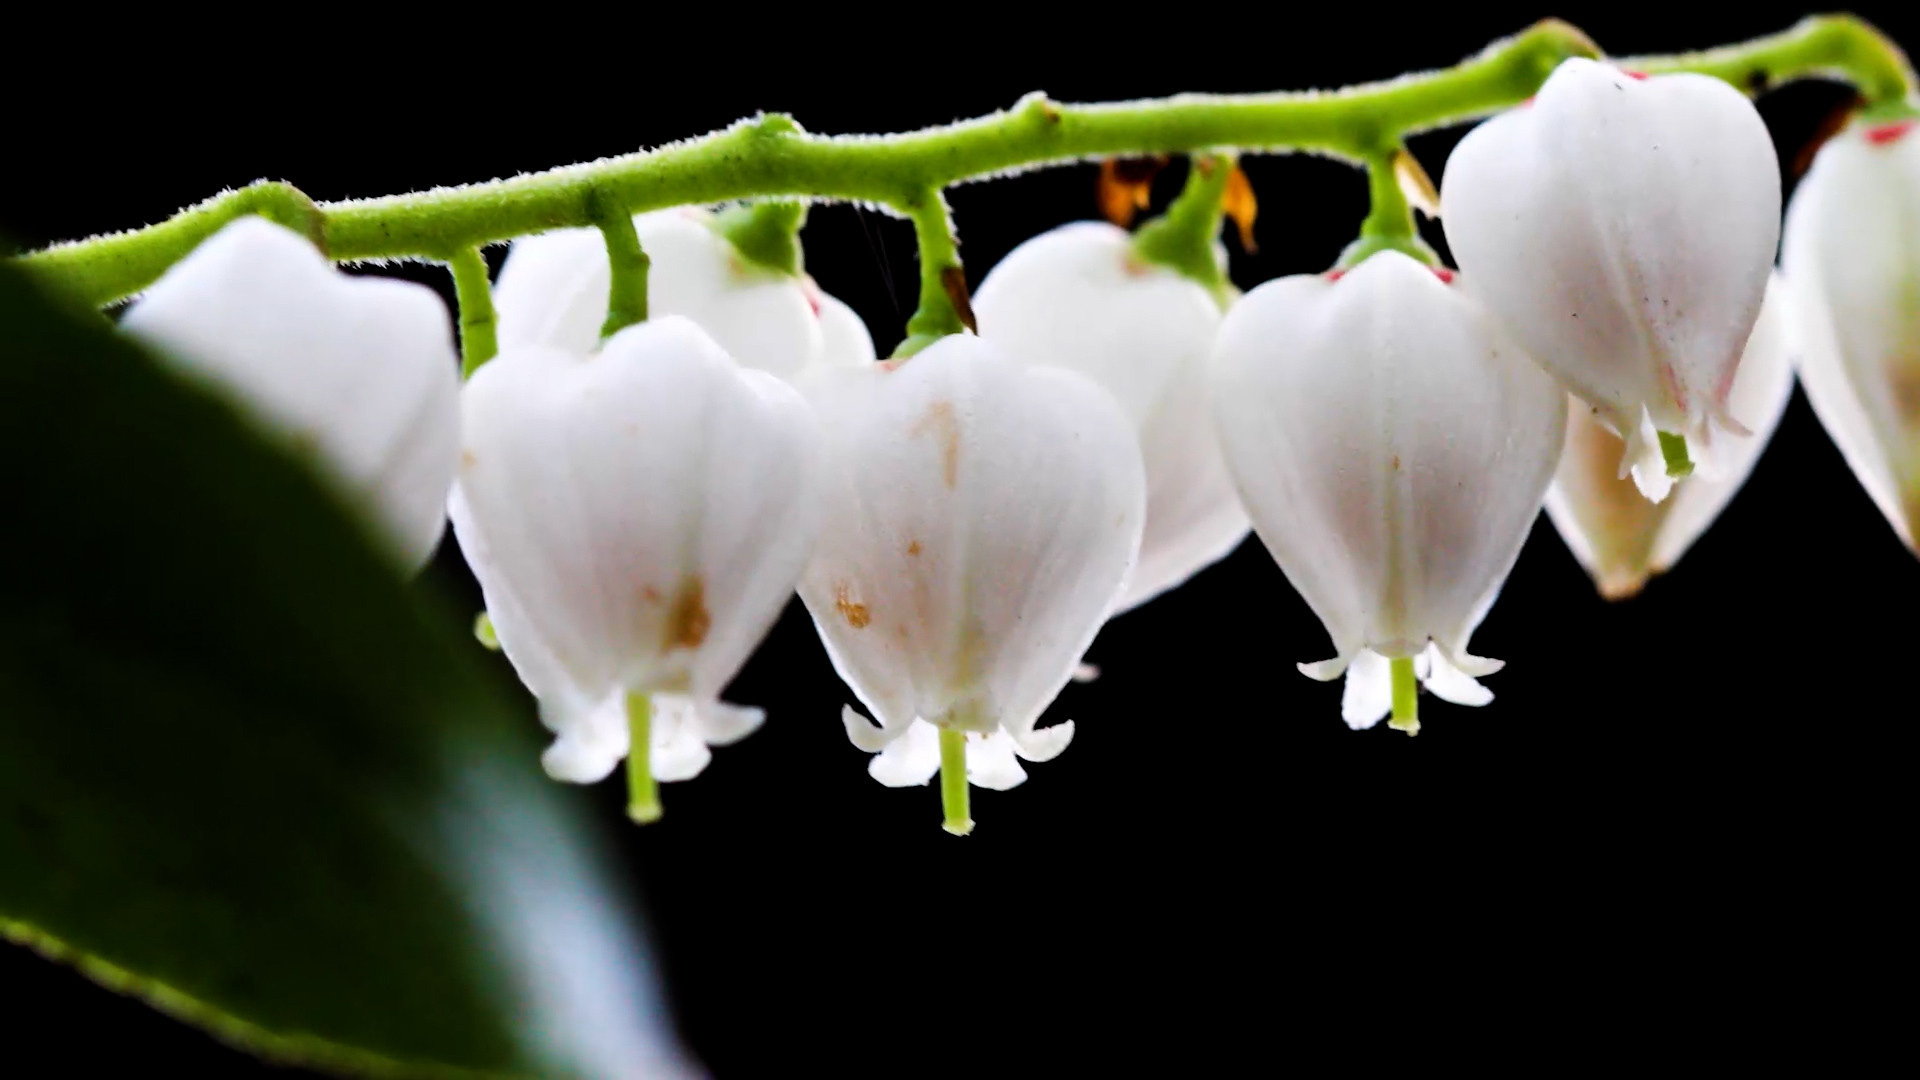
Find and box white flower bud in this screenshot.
[451,316,823,784]
[1209,252,1565,730]
[797,334,1145,789]
[1545,273,1795,597]
[1442,58,1781,500]
[491,207,869,378]
[1783,116,1920,549]
[974,222,1248,611]
[122,216,460,568]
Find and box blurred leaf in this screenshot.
[0,261,690,1078]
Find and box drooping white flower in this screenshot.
[1545,272,1796,597]
[491,207,869,378]
[1209,252,1565,731]
[1442,58,1781,501]
[1783,114,1920,549]
[122,216,460,568]
[450,316,822,787]
[973,221,1248,611]
[797,334,1144,796]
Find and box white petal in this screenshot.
[1070,663,1101,684]
[841,704,896,753]
[974,221,1247,610]
[1546,272,1800,595]
[1211,253,1564,680]
[813,288,877,368]
[1442,58,1780,457]
[1648,273,1797,571]
[797,334,1145,747]
[493,208,826,378]
[1009,720,1074,763]
[1420,643,1493,707]
[649,696,715,783]
[1624,407,1677,504]
[1784,119,1920,549]
[964,731,1029,791]
[452,315,821,715]
[538,692,629,784]
[867,719,942,787]
[123,217,460,568]
[1339,649,1393,731]
[690,699,766,747]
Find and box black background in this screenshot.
[2,3,1911,1074]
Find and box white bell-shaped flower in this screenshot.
[122,216,460,568]
[491,207,869,378]
[1442,58,1781,501]
[1209,252,1565,733]
[796,334,1144,816]
[450,316,822,794]
[973,221,1248,611]
[1783,115,1920,549]
[1545,273,1796,597]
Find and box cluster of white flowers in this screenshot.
[120,59,1919,829]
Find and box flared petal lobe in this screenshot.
[974,222,1249,611]
[491,208,857,379]
[451,316,822,778]
[1209,252,1564,711]
[1442,58,1780,490]
[1545,273,1796,596]
[123,217,460,568]
[1784,117,1920,549]
[797,334,1144,772]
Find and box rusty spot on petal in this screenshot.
[641,584,662,603]
[1223,164,1258,253]
[913,400,962,488]
[666,576,711,649]
[906,539,923,557]
[1098,156,1167,227]
[460,450,478,470]
[833,582,871,629]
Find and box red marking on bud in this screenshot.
[1866,120,1916,146]
[1430,267,1456,284]
[1325,269,1346,282]
[1519,97,1535,109]
[1623,70,1649,81]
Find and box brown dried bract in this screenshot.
[1099,156,1168,227]
[1223,164,1258,252]
[940,265,977,332]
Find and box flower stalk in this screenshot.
[1389,657,1420,736]
[626,692,662,825]
[449,246,498,376]
[589,196,650,338]
[938,729,972,837]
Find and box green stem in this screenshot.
[1389,657,1420,736]
[589,194,649,338]
[448,246,497,377]
[1336,149,1440,269]
[21,20,1602,306]
[710,200,807,276]
[894,188,972,358]
[938,729,972,836]
[19,16,1914,308]
[625,692,661,825]
[1629,14,1915,107]
[1130,153,1233,305]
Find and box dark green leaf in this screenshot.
[0,261,688,1078]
